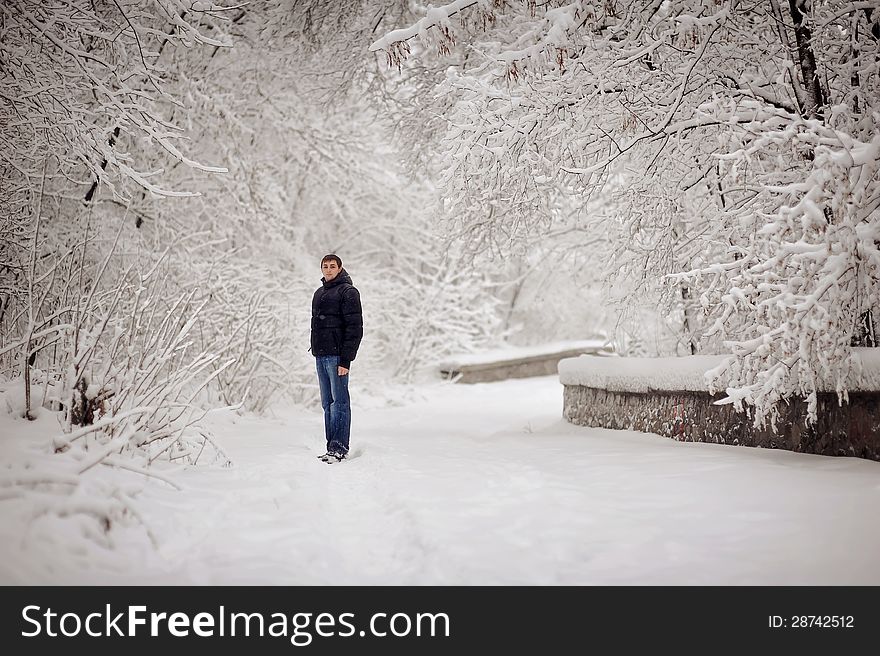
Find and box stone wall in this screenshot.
[441,345,612,383]
[563,385,880,461]
[443,355,566,383]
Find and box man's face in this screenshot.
[322,259,340,281]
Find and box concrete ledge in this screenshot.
[563,385,880,461]
[440,342,612,384]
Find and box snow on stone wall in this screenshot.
[558,349,880,393]
[440,339,609,368]
[558,354,725,392]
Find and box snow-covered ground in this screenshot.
[2,375,879,585]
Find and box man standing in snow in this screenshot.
[311,254,363,463]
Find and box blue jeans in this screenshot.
[315,355,350,454]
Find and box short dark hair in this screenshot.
[321,254,342,268]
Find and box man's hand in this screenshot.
[338,366,349,376]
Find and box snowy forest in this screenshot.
[1,0,879,584]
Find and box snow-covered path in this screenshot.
[4,376,880,584]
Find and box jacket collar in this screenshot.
[322,269,352,288]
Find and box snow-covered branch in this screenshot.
[373,0,880,424]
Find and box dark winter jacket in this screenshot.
[310,269,363,369]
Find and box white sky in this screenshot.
[2,375,878,584]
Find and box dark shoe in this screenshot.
[325,451,346,463]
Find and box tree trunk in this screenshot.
[84,126,121,203]
[680,284,698,355]
[852,311,877,347]
[787,0,826,119]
